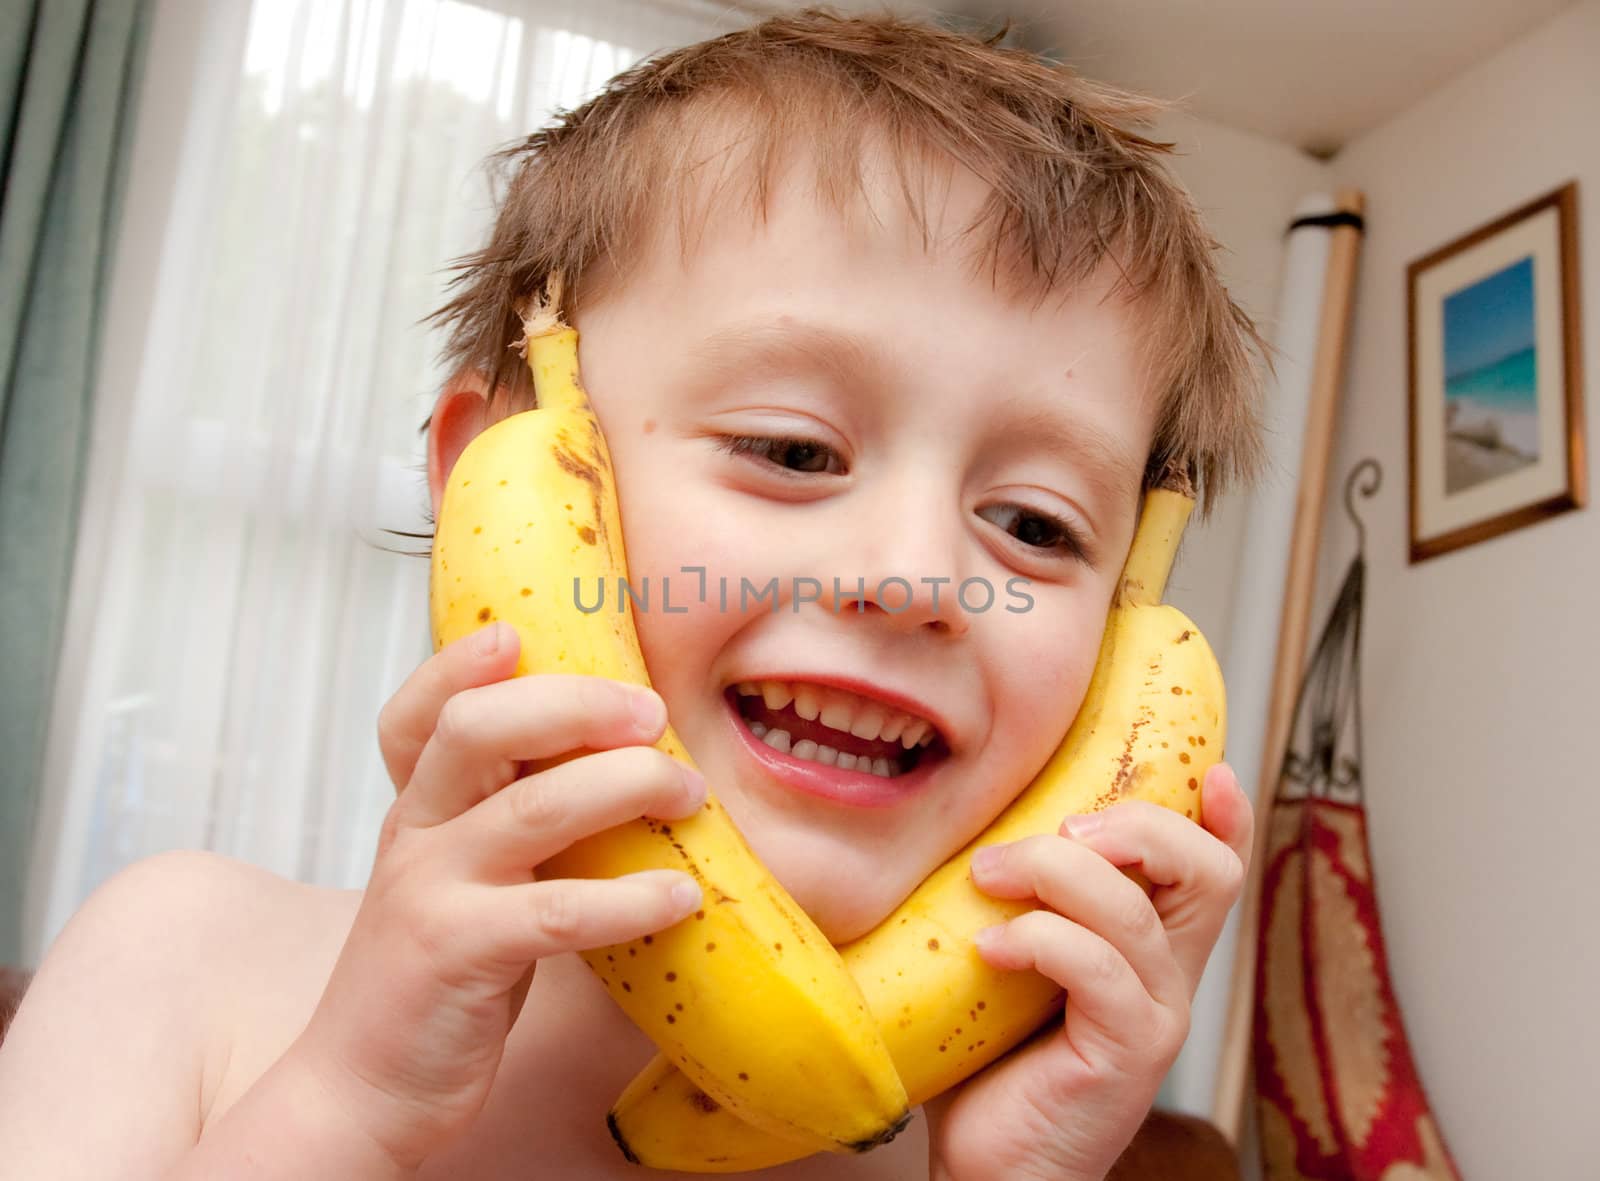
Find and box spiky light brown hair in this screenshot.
[425,6,1268,517]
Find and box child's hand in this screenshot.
[924,763,1253,1181]
[290,621,706,1171]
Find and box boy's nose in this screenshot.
[817,490,972,636]
[825,580,970,636]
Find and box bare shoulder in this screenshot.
[0,850,361,1175]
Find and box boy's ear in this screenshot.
[427,372,493,518]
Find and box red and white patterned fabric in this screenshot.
[1251,464,1464,1181]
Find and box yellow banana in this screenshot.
[428,280,910,1154]
[606,478,1223,1171]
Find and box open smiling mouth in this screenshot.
[725,680,949,780]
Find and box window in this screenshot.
[29,0,742,958]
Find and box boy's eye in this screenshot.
[978,504,1090,564]
[713,434,846,476]
[712,435,1088,563]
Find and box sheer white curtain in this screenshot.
[25,0,749,959]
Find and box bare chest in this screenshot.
[414,959,932,1180]
[419,1085,930,1181]
[208,907,928,1180]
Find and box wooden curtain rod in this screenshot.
[1211,187,1367,1145]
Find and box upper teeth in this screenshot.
[734,680,938,749]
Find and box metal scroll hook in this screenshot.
[1343,457,1382,558]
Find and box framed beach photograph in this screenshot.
[1407,182,1587,563]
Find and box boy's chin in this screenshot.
[776,860,915,946]
[711,783,930,943]
[801,894,886,947]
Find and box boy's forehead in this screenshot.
[584,107,1035,302]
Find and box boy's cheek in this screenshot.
[997,590,1107,707]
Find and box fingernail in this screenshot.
[973,925,1003,952]
[681,765,707,804]
[631,690,667,731]
[1063,812,1102,839]
[472,621,503,656]
[671,879,702,911]
[970,845,1003,875]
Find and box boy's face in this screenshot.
[517,152,1153,943]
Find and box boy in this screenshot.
[0,9,1263,1178]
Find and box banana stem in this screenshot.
[520,272,566,339]
[519,273,588,417]
[1119,463,1196,607]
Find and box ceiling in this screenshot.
[802,0,1579,157]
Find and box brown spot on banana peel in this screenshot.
[1107,762,1152,808]
[1110,708,1152,797]
[551,434,598,483]
[551,442,608,546]
[585,414,612,469]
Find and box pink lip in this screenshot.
[722,691,945,809]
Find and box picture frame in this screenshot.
[1406,181,1587,563]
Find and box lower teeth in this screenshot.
[748,722,901,778]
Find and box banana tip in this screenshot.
[606,1110,641,1165]
[846,1107,914,1153]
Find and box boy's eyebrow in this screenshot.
[684,319,883,394]
[992,405,1145,515]
[686,319,1143,513]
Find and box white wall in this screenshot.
[1307,3,1600,1176]
[1144,7,1600,1172]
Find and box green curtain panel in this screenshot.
[0,0,150,966]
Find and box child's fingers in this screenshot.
[470,870,704,967]
[969,835,1187,1012]
[448,745,706,879]
[974,910,1184,1065]
[396,674,668,829]
[377,622,521,793]
[1048,787,1249,996]
[1199,762,1255,871]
